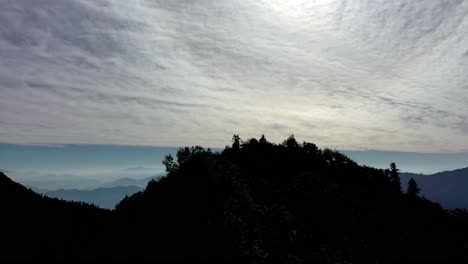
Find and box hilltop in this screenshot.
[1,135,468,262]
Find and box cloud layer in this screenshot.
[1,0,468,152]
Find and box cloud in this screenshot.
[1,0,468,152]
[124,166,156,171]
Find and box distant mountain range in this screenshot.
[45,186,143,209]
[401,167,468,209]
[40,175,162,209]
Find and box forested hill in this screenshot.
[2,135,468,262]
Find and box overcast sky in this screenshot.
[1,0,468,152]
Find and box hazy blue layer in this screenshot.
[0,144,179,190]
[1,143,468,190]
[343,150,468,174]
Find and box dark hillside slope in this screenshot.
[0,172,110,260]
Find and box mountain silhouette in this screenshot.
[401,167,468,209]
[2,136,468,262]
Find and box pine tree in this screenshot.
[232,134,241,150]
[389,162,401,193]
[407,178,420,198]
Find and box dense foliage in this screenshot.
[2,135,468,262]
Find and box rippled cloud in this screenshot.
[1,0,468,152]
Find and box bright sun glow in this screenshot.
[262,0,339,28]
[265,0,337,18]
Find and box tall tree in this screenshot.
[232,134,241,150]
[407,178,420,198]
[389,162,401,193]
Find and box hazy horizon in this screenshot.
[3,141,468,190]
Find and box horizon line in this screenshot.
[2,141,468,155]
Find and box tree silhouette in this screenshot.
[407,178,420,198]
[232,134,241,150]
[282,134,299,148]
[162,154,176,173]
[389,162,401,193]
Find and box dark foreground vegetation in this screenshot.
[2,135,468,263]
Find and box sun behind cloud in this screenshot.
[1,0,468,152]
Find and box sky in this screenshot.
[1,0,468,152]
